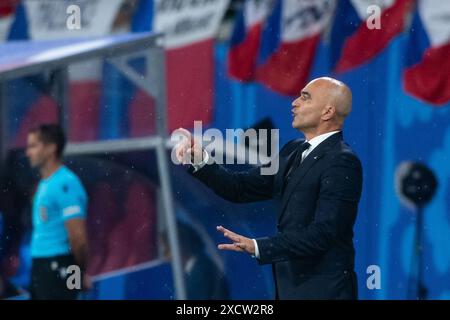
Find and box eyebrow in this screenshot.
[301,91,311,99]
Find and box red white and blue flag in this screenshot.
[228,0,274,81]
[14,0,124,144]
[330,0,413,73]
[0,0,18,41]
[403,0,450,105]
[153,0,230,131]
[256,0,335,96]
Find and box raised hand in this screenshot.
[216,225,255,256]
[173,128,204,165]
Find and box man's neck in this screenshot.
[303,127,341,141]
[40,160,62,179]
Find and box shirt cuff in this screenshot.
[191,149,209,172]
[252,239,260,259]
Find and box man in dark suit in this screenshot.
[175,77,363,299]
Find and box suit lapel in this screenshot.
[274,142,303,198]
[277,132,343,222]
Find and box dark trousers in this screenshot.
[30,254,80,300]
[274,268,358,300]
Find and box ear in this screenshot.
[321,105,335,121]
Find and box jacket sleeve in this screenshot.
[255,152,363,264]
[188,140,297,203]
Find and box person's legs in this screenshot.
[30,255,79,300]
[52,255,79,300]
[30,258,48,300]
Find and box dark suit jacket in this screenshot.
[189,132,363,299]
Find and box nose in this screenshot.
[292,96,301,107]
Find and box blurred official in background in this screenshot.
[176,77,363,299]
[26,124,89,300]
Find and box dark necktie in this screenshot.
[284,141,311,186]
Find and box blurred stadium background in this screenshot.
[0,0,449,300]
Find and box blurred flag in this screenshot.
[0,0,18,41]
[256,0,335,96]
[403,0,450,105]
[24,0,123,40]
[228,0,274,81]
[152,0,230,131]
[330,0,413,73]
[13,0,123,145]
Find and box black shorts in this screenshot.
[30,254,80,300]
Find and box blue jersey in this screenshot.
[31,166,87,258]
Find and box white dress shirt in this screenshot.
[189,131,341,259]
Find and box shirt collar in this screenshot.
[42,165,65,182]
[305,130,341,150]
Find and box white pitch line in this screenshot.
[91,259,166,282]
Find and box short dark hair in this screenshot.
[29,124,66,158]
